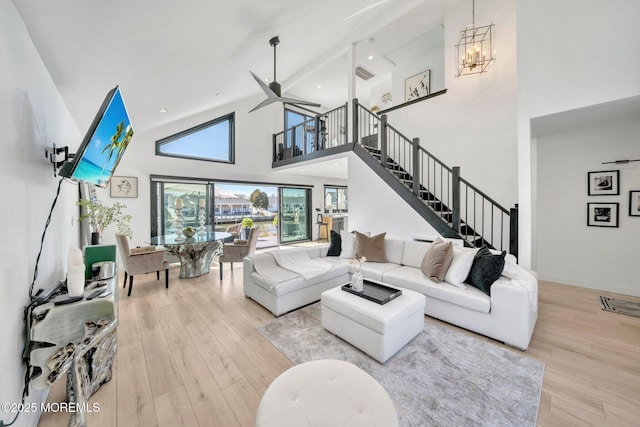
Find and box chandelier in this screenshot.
[455,0,495,76]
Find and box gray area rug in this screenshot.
[600,295,640,318]
[258,303,544,427]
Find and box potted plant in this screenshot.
[241,217,254,239]
[77,198,133,244]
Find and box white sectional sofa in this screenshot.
[243,238,538,350]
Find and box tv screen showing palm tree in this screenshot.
[60,86,133,188]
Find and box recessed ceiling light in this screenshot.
[317,84,322,89]
[368,55,373,60]
[159,108,167,113]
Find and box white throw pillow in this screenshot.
[443,247,478,288]
[339,230,357,259]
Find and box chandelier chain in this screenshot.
[472,0,475,27]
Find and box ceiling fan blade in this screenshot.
[250,71,278,98]
[280,97,322,108]
[249,97,280,112]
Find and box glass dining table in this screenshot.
[150,231,231,279]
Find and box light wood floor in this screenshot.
[38,262,640,427]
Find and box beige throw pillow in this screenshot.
[421,238,454,282]
[354,231,388,263]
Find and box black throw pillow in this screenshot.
[327,230,342,256]
[466,246,506,296]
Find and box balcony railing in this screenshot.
[271,98,518,256]
[273,103,348,162]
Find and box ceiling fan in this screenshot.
[249,36,321,112]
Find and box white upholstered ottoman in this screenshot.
[255,359,398,427]
[321,285,425,363]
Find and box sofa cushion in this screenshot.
[360,262,402,282]
[355,231,388,263]
[466,247,506,296]
[327,231,342,256]
[382,266,490,313]
[251,259,350,297]
[420,238,453,282]
[443,246,477,289]
[383,239,405,265]
[339,230,357,259]
[400,240,432,268]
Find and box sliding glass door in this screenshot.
[152,181,211,237]
[214,183,278,248]
[280,187,310,243]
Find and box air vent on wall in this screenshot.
[355,66,376,80]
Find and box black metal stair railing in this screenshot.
[270,98,518,256]
[352,99,518,256]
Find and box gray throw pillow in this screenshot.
[421,238,454,282]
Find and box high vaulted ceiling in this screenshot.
[14,0,456,135]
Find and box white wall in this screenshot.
[517,0,640,268]
[384,0,518,211]
[368,25,445,111]
[536,114,640,296]
[97,93,347,249]
[1,2,82,425]
[536,112,640,296]
[348,153,438,239]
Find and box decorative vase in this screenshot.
[197,206,206,235]
[67,245,85,297]
[352,271,364,292]
[90,231,102,245]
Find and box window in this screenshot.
[156,113,234,163]
[284,107,316,154]
[280,187,311,243]
[324,186,348,213]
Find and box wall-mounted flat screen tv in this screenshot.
[59,86,133,188]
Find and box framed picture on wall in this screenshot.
[587,202,619,227]
[630,191,640,217]
[110,176,138,198]
[405,70,431,102]
[587,170,619,195]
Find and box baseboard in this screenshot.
[537,274,640,297]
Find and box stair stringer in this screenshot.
[352,144,463,241]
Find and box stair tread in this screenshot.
[357,142,507,253]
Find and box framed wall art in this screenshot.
[587,202,619,227]
[110,176,138,198]
[587,170,619,195]
[405,70,431,102]
[630,191,640,217]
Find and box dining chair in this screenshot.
[115,233,169,296]
[219,225,260,280]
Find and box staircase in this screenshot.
[272,99,518,257]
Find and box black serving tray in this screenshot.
[341,280,402,305]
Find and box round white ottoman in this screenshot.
[255,359,398,427]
